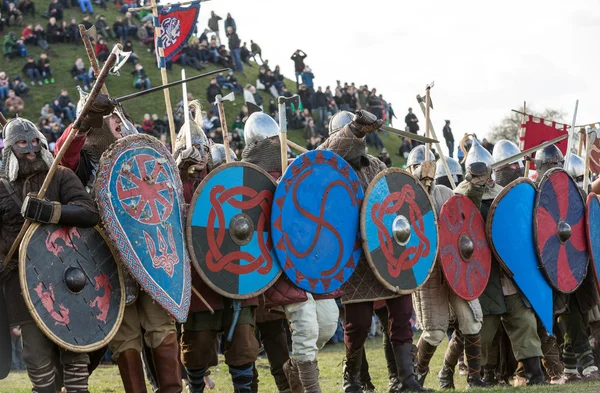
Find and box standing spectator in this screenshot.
[17,0,35,17]
[250,40,263,64]
[240,41,251,66]
[46,17,62,43]
[367,88,383,119]
[48,0,64,21]
[442,120,454,158]
[95,14,115,40]
[78,0,93,14]
[22,56,42,86]
[314,86,328,133]
[388,102,397,126]
[378,148,393,168]
[131,64,150,90]
[0,72,10,100]
[482,138,494,154]
[71,56,92,90]
[224,12,236,33]
[57,88,76,122]
[207,11,222,44]
[206,78,222,109]
[21,24,34,45]
[37,52,54,84]
[298,85,312,113]
[291,49,307,89]
[226,26,243,72]
[5,89,24,116]
[405,107,420,148]
[6,2,22,27]
[301,66,315,93]
[3,32,18,60]
[95,37,109,61]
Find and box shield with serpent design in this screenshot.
[361,168,438,293]
[586,193,600,295]
[439,195,492,301]
[534,168,588,294]
[95,134,191,322]
[187,162,281,299]
[271,150,363,294]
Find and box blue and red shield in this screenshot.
[95,134,191,322]
[271,150,363,294]
[362,168,438,294]
[586,193,600,294]
[156,2,201,64]
[187,162,281,299]
[534,168,588,294]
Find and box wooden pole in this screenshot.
[150,0,177,152]
[287,139,308,153]
[520,102,531,178]
[79,24,109,96]
[577,128,585,156]
[215,98,233,163]
[425,88,432,158]
[191,286,214,314]
[278,99,289,173]
[511,109,572,129]
[584,131,593,193]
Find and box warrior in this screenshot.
[434,156,463,189]
[243,111,340,393]
[55,95,183,393]
[0,118,99,393]
[406,144,487,390]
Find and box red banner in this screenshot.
[521,117,568,155]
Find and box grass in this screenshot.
[0,0,406,167]
[3,337,600,392]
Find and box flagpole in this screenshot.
[151,0,177,152]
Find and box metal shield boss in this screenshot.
[439,195,492,301]
[586,193,600,295]
[271,150,363,294]
[362,168,438,293]
[534,168,588,294]
[19,224,125,352]
[95,134,191,322]
[187,162,281,299]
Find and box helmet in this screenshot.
[211,143,238,168]
[535,144,564,168]
[3,118,46,155]
[435,157,463,181]
[244,112,279,146]
[492,140,523,169]
[564,154,585,180]
[464,137,494,168]
[406,145,435,168]
[328,111,354,136]
[174,118,211,167]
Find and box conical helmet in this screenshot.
[328,110,354,136]
[435,156,463,181]
[492,140,523,168]
[464,137,494,168]
[244,112,279,146]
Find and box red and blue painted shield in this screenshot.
[271,150,363,294]
[487,178,553,333]
[19,224,125,352]
[95,134,191,322]
[439,195,492,301]
[586,193,600,294]
[155,2,201,64]
[187,162,281,299]
[362,169,438,293]
[534,168,588,294]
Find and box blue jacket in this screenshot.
[301,71,314,88]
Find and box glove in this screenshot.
[80,94,115,130]
[465,162,492,188]
[349,109,384,137]
[21,193,61,224]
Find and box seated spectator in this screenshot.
[273,65,284,82]
[33,24,49,50]
[304,118,315,141]
[17,0,35,18]
[78,0,93,14]
[226,70,242,94]
[209,126,224,144]
[290,109,304,130]
[152,113,167,135]
[268,99,277,117]
[46,17,62,44]
[113,16,126,42]
[80,14,93,30]
[243,84,255,105]
[131,64,150,90]
[240,42,251,66]
[21,24,34,45]
[95,37,109,61]
[71,56,92,90]
[95,14,115,41]
[15,38,27,57]
[11,76,29,97]
[66,18,79,43]
[138,20,153,48]
[48,0,64,21]
[5,89,24,116]
[38,53,54,84]
[123,40,138,65]
[206,78,222,108]
[257,66,278,98]
[194,39,210,64]
[231,116,243,133]
[216,72,235,91]
[3,31,18,60]
[141,113,154,133]
[378,148,392,167]
[119,0,138,14]
[56,88,76,122]
[22,56,42,86]
[124,12,138,37]
[7,2,22,27]
[251,86,263,109]
[238,105,249,123]
[179,43,203,70]
[0,72,10,100]
[217,45,233,69]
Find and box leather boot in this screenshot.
[343,346,363,393]
[463,334,488,389]
[283,359,302,393]
[437,366,454,390]
[360,348,376,393]
[297,360,322,393]
[151,334,182,393]
[383,326,400,392]
[481,365,497,386]
[522,357,547,385]
[393,343,432,392]
[229,363,254,393]
[185,367,207,393]
[415,338,437,387]
[117,349,149,393]
[259,319,291,393]
[251,364,259,393]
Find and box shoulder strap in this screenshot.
[1,178,22,209]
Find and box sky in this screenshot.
[161,0,600,152]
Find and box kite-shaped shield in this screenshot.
[487,178,553,333]
[187,162,281,299]
[439,195,492,301]
[534,168,588,294]
[271,150,363,294]
[19,224,125,352]
[586,193,600,294]
[95,134,191,322]
[361,168,438,293]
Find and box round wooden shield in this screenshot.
[586,193,600,295]
[19,224,125,353]
[487,178,553,334]
[271,150,363,294]
[534,168,588,294]
[361,168,438,294]
[187,162,281,299]
[439,195,492,301]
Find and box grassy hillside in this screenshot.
[0,1,406,166]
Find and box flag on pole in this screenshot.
[154,1,201,67]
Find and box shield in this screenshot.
[271,150,363,294]
[586,193,600,295]
[487,178,553,333]
[0,288,10,379]
[534,168,588,294]
[187,162,281,299]
[95,134,191,322]
[18,224,125,352]
[439,195,492,301]
[361,168,438,293]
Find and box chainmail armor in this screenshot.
[241,138,282,173]
[495,167,523,187]
[319,132,369,170]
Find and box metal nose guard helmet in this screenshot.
[492,140,523,169]
[3,118,45,155]
[406,145,435,169]
[464,137,494,168]
[211,143,238,166]
[328,110,354,136]
[244,112,280,146]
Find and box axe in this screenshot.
[79,24,108,96]
[214,92,236,163]
[278,94,300,173]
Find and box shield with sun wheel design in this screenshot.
[95,134,191,322]
[361,168,438,294]
[187,162,281,299]
[271,150,363,294]
[534,168,588,294]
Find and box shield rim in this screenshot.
[19,224,126,353]
[361,167,439,294]
[585,193,600,296]
[534,167,588,294]
[187,161,282,299]
[439,194,491,301]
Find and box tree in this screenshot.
[488,106,566,144]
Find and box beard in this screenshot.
[18,154,49,177]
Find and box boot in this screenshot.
[185,367,207,393]
[297,360,322,393]
[481,365,497,386]
[251,364,259,393]
[151,334,182,393]
[522,357,547,385]
[393,343,433,392]
[283,359,302,393]
[415,339,437,387]
[463,334,488,389]
[360,348,376,393]
[383,325,401,392]
[342,346,363,393]
[117,349,149,393]
[63,362,90,393]
[437,366,454,390]
[229,363,254,393]
[259,319,291,393]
